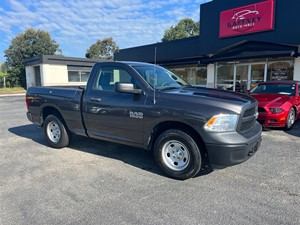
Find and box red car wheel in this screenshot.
[286,108,295,129]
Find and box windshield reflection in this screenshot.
[132,65,189,90]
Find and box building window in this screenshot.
[167,65,207,87]
[267,58,294,81]
[68,70,90,82]
[216,62,234,90]
[80,71,90,82]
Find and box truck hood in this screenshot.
[250,94,290,107]
[159,87,256,115]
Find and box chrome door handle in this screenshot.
[90,97,102,102]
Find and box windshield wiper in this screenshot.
[182,84,193,88]
[158,86,181,91]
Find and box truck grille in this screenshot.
[243,107,256,117]
[237,103,258,133]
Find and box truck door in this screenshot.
[82,65,146,145]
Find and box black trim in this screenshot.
[24,55,108,67]
[202,41,298,64]
[115,36,200,65]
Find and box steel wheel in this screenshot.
[286,108,295,129]
[161,140,190,171]
[153,129,202,180]
[47,120,61,143]
[44,115,70,148]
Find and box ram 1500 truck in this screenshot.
[26,61,262,180]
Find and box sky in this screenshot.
[0,0,212,63]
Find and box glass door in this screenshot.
[216,61,267,93]
[234,63,266,92]
[236,65,249,93]
[250,64,265,90]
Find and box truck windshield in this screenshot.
[132,65,190,90]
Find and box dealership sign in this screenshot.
[219,0,275,38]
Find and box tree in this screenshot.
[0,62,7,76]
[86,37,119,60]
[4,28,61,88]
[0,62,8,87]
[162,18,200,42]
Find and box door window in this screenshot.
[93,66,136,91]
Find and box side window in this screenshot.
[93,66,138,91]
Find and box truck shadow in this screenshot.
[68,135,163,176]
[8,124,47,145]
[9,124,212,179]
[8,124,163,177]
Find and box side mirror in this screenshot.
[115,82,143,94]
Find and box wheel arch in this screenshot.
[287,105,297,117]
[147,121,207,156]
[41,106,69,131]
[291,105,298,121]
[292,105,298,118]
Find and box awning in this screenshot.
[202,40,299,64]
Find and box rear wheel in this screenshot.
[153,129,202,180]
[286,108,295,130]
[44,115,70,148]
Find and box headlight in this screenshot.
[269,108,283,113]
[204,114,238,132]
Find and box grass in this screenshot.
[0,87,26,94]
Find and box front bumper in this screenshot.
[203,122,262,168]
[257,112,287,127]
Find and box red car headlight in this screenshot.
[269,108,283,113]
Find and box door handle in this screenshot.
[91,97,102,102]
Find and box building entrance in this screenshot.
[234,63,266,92]
[216,61,266,93]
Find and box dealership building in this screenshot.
[25,0,300,91]
[115,0,300,92]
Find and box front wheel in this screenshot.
[153,129,202,180]
[43,115,70,148]
[286,108,295,130]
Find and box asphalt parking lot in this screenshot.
[0,95,299,225]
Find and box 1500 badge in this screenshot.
[129,111,143,119]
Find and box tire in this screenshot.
[43,115,70,148]
[153,129,202,180]
[286,108,295,130]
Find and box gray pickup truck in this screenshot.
[26,61,262,180]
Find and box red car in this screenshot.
[250,81,300,129]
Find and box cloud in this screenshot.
[8,0,28,12]
[0,0,210,61]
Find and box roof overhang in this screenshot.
[24,55,107,67]
[202,41,299,64]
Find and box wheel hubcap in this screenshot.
[47,121,61,143]
[162,140,190,171]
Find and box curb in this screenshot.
[0,92,26,97]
